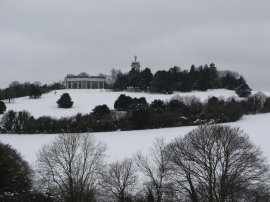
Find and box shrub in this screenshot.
[57,93,73,108]
[92,104,111,116]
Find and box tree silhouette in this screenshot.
[0,100,6,114]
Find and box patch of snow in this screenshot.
[1,113,270,166]
[3,89,238,118]
[1,89,270,166]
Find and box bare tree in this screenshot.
[36,133,107,202]
[135,138,171,202]
[101,158,137,202]
[167,125,270,202]
[106,69,122,87]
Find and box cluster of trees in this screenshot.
[0,142,53,201]
[109,65,251,96]
[0,108,115,134]
[0,81,65,102]
[2,125,270,201]
[2,91,270,134]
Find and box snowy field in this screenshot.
[3,89,239,118]
[0,89,270,166]
[1,113,270,166]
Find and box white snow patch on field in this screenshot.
[3,89,238,118]
[1,113,270,165]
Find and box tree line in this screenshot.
[0,64,252,102]
[0,81,65,102]
[1,125,270,201]
[109,64,251,97]
[1,91,270,134]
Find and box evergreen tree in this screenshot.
[127,69,142,88]
[263,97,270,113]
[1,110,16,131]
[151,70,173,94]
[140,68,153,90]
[92,104,111,116]
[221,71,239,90]
[113,72,129,90]
[132,97,148,109]
[114,94,134,111]
[0,100,6,114]
[57,93,73,108]
[235,83,252,97]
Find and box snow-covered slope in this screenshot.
[1,89,270,166]
[1,113,270,165]
[4,89,238,118]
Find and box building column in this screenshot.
[90,81,92,89]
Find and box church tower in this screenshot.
[131,55,140,71]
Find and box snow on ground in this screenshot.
[1,89,270,166]
[1,113,270,166]
[3,89,238,118]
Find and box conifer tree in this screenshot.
[57,93,73,108]
[235,83,252,97]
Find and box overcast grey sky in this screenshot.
[0,0,269,89]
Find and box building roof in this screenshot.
[66,73,105,79]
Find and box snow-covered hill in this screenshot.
[3,89,239,118]
[1,113,270,165]
[1,89,270,166]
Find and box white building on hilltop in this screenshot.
[64,73,105,89]
[65,57,140,89]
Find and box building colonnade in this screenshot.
[65,80,105,89]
